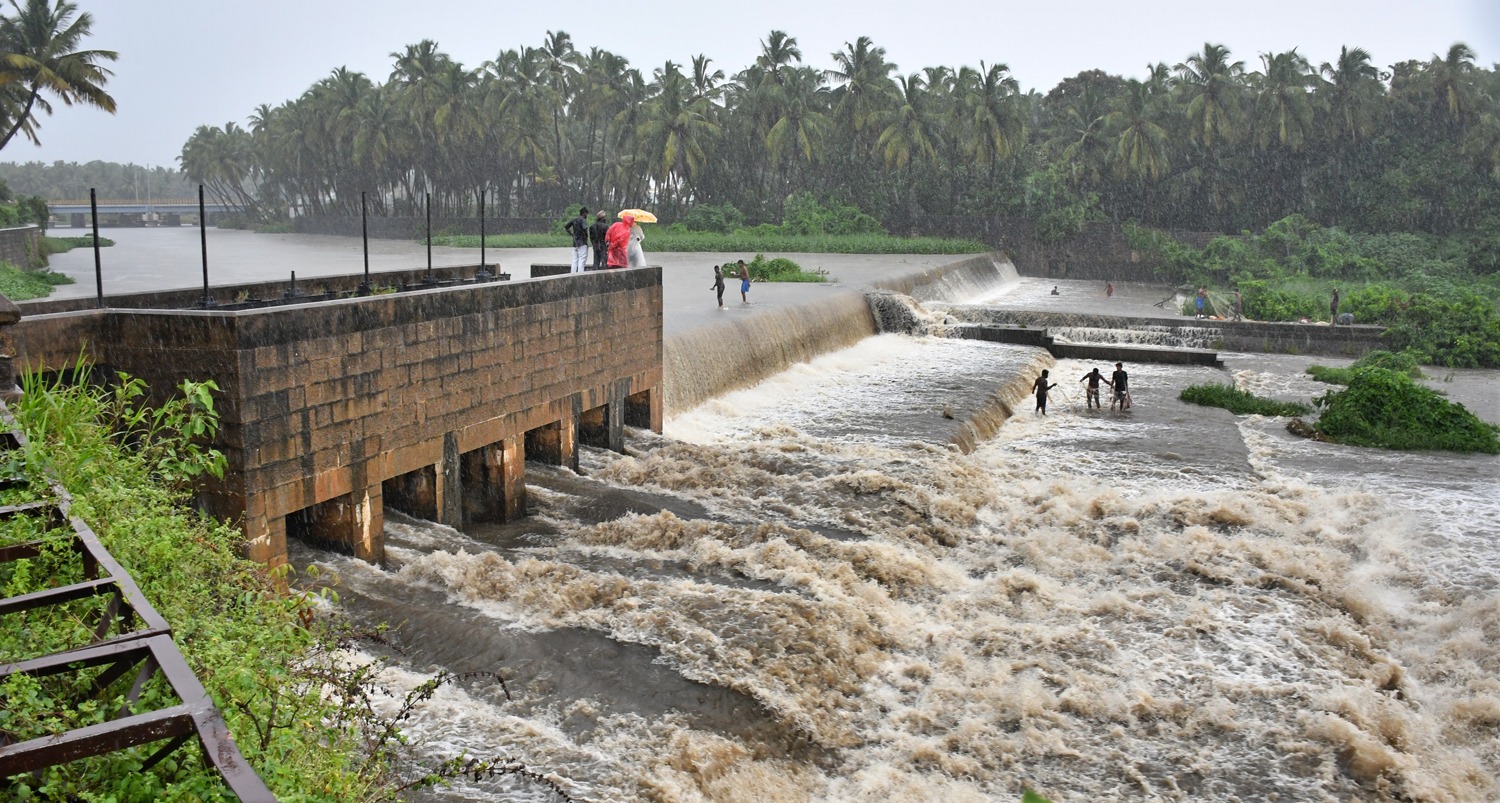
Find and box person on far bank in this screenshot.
[588,210,609,270]
[1195,286,1207,318]
[1106,282,1115,297]
[605,213,633,269]
[711,264,725,309]
[1033,369,1058,415]
[1110,362,1130,411]
[1079,366,1108,410]
[737,260,750,303]
[1330,288,1341,325]
[565,206,590,273]
[1232,289,1243,322]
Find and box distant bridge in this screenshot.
[49,198,237,215]
[48,198,239,227]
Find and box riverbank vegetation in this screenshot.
[0,262,71,299]
[0,368,544,798]
[1306,350,1427,384]
[1179,383,1313,417]
[1312,367,1500,453]
[1128,216,1500,368]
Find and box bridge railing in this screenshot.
[0,403,274,801]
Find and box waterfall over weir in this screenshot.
[662,253,1023,417]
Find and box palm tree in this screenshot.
[825,36,896,152]
[1318,46,1382,145]
[1252,48,1315,153]
[638,61,720,212]
[1106,79,1170,182]
[0,0,116,150]
[1175,42,1245,151]
[763,64,829,190]
[1429,42,1476,127]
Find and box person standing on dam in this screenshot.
[588,210,609,269]
[565,206,590,273]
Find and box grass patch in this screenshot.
[42,234,114,254]
[1306,349,1427,385]
[743,253,829,283]
[1179,383,1313,416]
[428,230,987,255]
[1314,367,1500,453]
[0,262,75,300]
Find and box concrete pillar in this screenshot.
[460,436,525,523]
[439,431,462,528]
[525,416,576,471]
[625,388,662,434]
[70,212,85,228]
[165,213,181,227]
[383,464,439,520]
[243,514,288,572]
[301,461,384,564]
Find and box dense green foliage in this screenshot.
[1306,349,1427,384]
[1313,367,1500,452]
[0,262,72,299]
[1127,216,1500,367]
[432,230,986,255]
[0,162,194,201]
[742,253,826,282]
[156,33,1495,242]
[0,370,384,799]
[1179,382,1313,416]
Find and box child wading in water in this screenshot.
[711,265,725,308]
[1033,369,1058,415]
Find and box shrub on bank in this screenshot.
[1313,367,1500,453]
[1179,383,1313,416]
[1,370,382,799]
[0,262,74,300]
[1306,350,1427,385]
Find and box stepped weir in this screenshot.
[12,268,663,568]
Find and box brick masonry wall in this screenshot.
[13,269,663,561]
[0,225,43,270]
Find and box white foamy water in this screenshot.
[300,334,1499,802]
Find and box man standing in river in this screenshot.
[1079,366,1108,410]
[1110,362,1130,411]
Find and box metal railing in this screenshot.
[0,403,274,800]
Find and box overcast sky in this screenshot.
[9,0,1498,168]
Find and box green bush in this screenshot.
[1307,350,1427,384]
[2,369,380,798]
[1314,367,1500,452]
[1179,383,1313,416]
[681,202,746,233]
[744,253,828,283]
[0,263,74,300]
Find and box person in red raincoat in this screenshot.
[605,214,634,269]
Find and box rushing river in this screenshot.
[294,331,1498,802]
[47,231,1500,800]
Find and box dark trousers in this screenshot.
[592,246,606,269]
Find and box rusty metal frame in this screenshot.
[0,405,274,801]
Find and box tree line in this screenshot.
[169,31,1499,239]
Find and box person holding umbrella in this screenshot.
[617,208,655,268]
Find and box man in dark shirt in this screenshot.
[1110,362,1131,411]
[588,211,609,270]
[564,206,590,273]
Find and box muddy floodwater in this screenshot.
[297,332,1499,801]
[50,230,1500,800]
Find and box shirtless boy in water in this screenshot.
[1110,362,1130,411]
[1079,367,1108,410]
